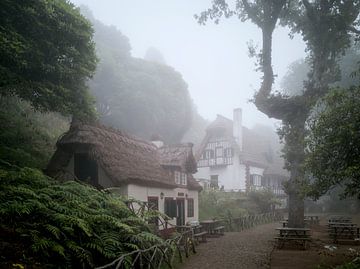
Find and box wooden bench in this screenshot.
[275,227,311,250]
[213,225,225,236]
[274,236,311,250]
[193,225,207,244]
[328,224,360,243]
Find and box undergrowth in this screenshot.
[0,165,165,268]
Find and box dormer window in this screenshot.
[181,173,187,185]
[174,171,187,185]
[175,171,181,184]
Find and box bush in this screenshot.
[0,166,164,268]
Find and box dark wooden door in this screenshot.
[176,199,185,226]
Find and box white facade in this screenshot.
[195,108,286,196]
[196,155,247,191]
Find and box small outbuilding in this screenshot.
[47,122,202,227]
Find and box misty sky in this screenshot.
[71,0,306,129]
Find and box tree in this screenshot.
[82,9,193,143]
[197,0,360,227]
[281,43,360,96]
[0,0,97,119]
[144,47,167,65]
[306,87,360,199]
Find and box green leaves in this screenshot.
[306,87,360,199]
[0,0,97,119]
[0,167,164,268]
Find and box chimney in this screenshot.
[233,108,243,151]
[150,134,164,148]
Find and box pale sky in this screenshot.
[71,0,306,129]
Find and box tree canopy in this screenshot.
[0,0,97,119]
[306,87,360,199]
[83,9,193,143]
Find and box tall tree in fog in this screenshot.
[197,0,360,227]
[281,42,360,96]
[0,0,97,119]
[82,8,193,143]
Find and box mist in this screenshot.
[71,0,306,129]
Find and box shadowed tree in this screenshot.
[196,0,360,227]
[0,0,97,120]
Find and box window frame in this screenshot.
[187,198,194,218]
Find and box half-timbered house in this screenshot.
[195,108,288,200]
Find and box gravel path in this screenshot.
[180,222,278,269]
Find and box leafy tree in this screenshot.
[306,87,360,199]
[0,0,97,119]
[281,43,360,96]
[82,9,193,143]
[0,96,69,169]
[144,47,167,65]
[197,0,360,227]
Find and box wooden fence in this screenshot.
[95,229,195,269]
[224,211,284,232]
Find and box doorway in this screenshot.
[176,198,185,226]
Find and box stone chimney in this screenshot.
[233,108,243,151]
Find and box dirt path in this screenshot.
[179,222,278,269]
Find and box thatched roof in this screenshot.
[158,143,197,173]
[47,123,201,190]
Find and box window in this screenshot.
[181,173,187,185]
[215,147,223,157]
[224,148,233,157]
[187,198,194,217]
[164,198,177,218]
[210,175,219,189]
[203,149,214,159]
[174,171,181,184]
[74,153,98,185]
[250,174,262,186]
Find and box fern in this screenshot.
[0,167,166,268]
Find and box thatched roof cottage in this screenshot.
[47,122,202,226]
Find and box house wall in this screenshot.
[126,184,199,226]
[195,155,247,191]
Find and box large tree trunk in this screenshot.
[288,191,305,228]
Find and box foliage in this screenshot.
[81,8,194,143]
[0,96,69,169]
[0,166,164,268]
[306,87,360,199]
[335,257,360,269]
[248,189,280,213]
[0,0,97,119]
[281,43,360,96]
[198,189,278,220]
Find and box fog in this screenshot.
[71,0,306,129]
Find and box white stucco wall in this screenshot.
[249,166,264,176]
[195,155,247,191]
[126,184,199,226]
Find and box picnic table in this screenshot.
[328,222,360,243]
[275,227,311,249]
[200,220,225,236]
[305,215,320,225]
[328,215,352,224]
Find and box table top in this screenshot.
[200,220,220,224]
[276,227,310,231]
